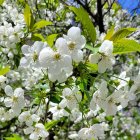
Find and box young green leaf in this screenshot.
[0,0,4,5]
[113,39,140,54]
[32,33,45,41]
[46,34,58,47]
[5,134,22,140]
[45,120,60,131]
[24,4,34,29]
[104,26,115,40]
[0,66,10,75]
[110,28,137,42]
[32,20,52,31]
[69,6,96,44]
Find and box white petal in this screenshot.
[67,27,81,41]
[98,59,107,73]
[24,127,34,135]
[4,97,13,107]
[21,45,30,55]
[71,50,83,62]
[76,35,86,49]
[20,57,30,67]
[14,88,24,97]
[31,114,40,122]
[29,132,38,140]
[62,88,72,97]
[89,53,100,64]
[99,40,113,56]
[4,85,13,96]
[32,41,47,54]
[39,130,49,138]
[55,37,68,54]
[39,47,54,68]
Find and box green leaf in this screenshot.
[45,120,59,130]
[0,0,4,5]
[85,44,99,53]
[0,66,10,75]
[86,62,98,72]
[24,4,34,29]
[46,34,58,47]
[69,6,96,44]
[104,26,114,40]
[32,33,45,41]
[113,39,140,54]
[5,134,22,140]
[110,28,137,42]
[32,20,52,31]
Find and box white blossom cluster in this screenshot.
[0,1,140,140]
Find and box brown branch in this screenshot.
[103,0,116,16]
[97,0,105,33]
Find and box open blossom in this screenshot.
[119,86,136,108]
[4,85,25,115]
[0,75,7,89]
[78,124,105,140]
[103,90,123,115]
[89,40,115,73]
[39,46,73,83]
[20,41,47,68]
[90,81,108,111]
[56,26,86,62]
[60,87,82,110]
[24,123,49,140]
[18,111,40,126]
[49,102,69,120]
[90,81,132,115]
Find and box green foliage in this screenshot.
[113,39,140,54]
[0,66,10,75]
[5,134,22,140]
[32,33,45,41]
[86,62,98,72]
[109,28,137,42]
[24,4,34,29]
[45,120,60,130]
[104,26,115,40]
[69,6,96,44]
[32,20,52,31]
[46,34,58,47]
[85,44,99,53]
[0,0,4,5]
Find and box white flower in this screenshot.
[60,87,82,110]
[0,75,7,83]
[103,90,123,115]
[89,40,115,73]
[0,75,7,89]
[24,123,49,140]
[112,71,130,90]
[57,26,86,62]
[18,111,40,126]
[49,103,69,120]
[90,81,108,111]
[0,107,6,122]
[20,41,47,68]
[130,74,140,92]
[70,108,82,123]
[119,87,136,108]
[39,46,73,82]
[78,124,105,140]
[4,85,25,114]
[68,133,78,139]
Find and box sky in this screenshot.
[117,0,140,15]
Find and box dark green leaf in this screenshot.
[69,6,96,44]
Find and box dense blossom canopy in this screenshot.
[0,0,140,140]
